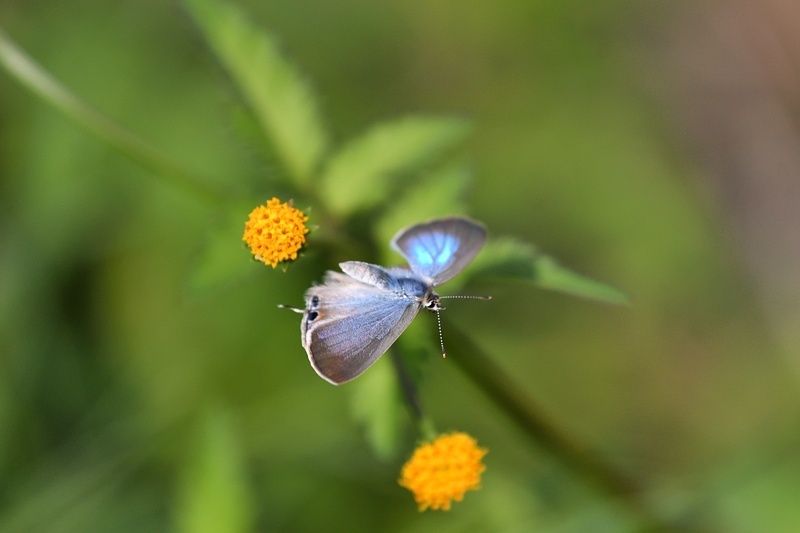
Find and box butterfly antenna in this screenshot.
[434,295,490,358]
[435,309,446,358]
[438,295,492,301]
[277,304,304,314]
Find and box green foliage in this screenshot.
[0,0,634,527]
[2,0,795,530]
[187,206,261,293]
[182,0,626,306]
[468,238,629,304]
[349,357,406,460]
[176,407,253,533]
[375,161,471,260]
[319,117,470,216]
[185,0,328,187]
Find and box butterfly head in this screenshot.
[422,291,443,312]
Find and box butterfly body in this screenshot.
[296,217,486,385]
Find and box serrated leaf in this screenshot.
[176,407,253,533]
[375,161,471,262]
[226,102,292,186]
[350,356,405,460]
[320,117,470,216]
[187,207,259,294]
[185,0,328,186]
[468,238,629,305]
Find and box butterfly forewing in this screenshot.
[391,217,487,285]
[302,272,422,384]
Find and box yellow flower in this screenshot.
[243,198,309,268]
[399,432,487,511]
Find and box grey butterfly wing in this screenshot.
[391,217,487,286]
[301,271,421,385]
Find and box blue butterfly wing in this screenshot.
[301,270,421,385]
[390,217,487,286]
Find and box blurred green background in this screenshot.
[2,0,800,531]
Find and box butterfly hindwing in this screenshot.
[391,217,487,285]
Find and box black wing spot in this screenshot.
[310,295,320,308]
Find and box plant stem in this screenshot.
[0,29,230,207]
[390,349,437,442]
[446,322,674,531]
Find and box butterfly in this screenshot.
[282,217,488,385]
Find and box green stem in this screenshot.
[446,322,673,531]
[390,349,437,442]
[0,28,230,207]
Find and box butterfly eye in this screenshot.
[310,295,320,308]
[306,310,319,322]
[425,298,442,312]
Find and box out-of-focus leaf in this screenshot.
[467,238,629,305]
[349,356,405,460]
[184,0,328,187]
[320,117,470,217]
[187,207,259,294]
[0,29,225,206]
[534,254,629,305]
[175,407,253,533]
[0,432,149,533]
[375,160,471,263]
[226,102,292,187]
[711,451,800,532]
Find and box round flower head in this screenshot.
[243,198,309,268]
[399,432,488,511]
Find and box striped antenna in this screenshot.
[435,295,491,357]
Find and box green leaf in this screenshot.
[710,452,800,532]
[349,356,405,460]
[186,207,258,294]
[468,238,629,305]
[320,117,470,217]
[534,255,629,305]
[175,407,253,533]
[375,160,471,261]
[184,0,328,187]
[0,29,226,206]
